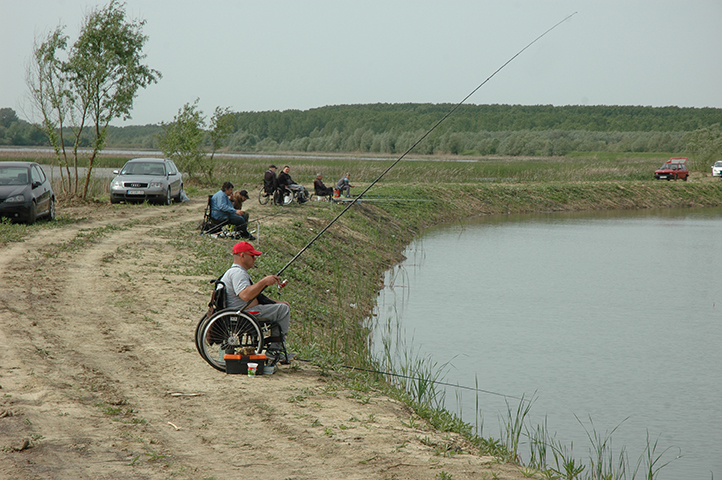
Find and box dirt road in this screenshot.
[0,198,526,479]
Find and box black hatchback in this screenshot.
[0,161,55,224]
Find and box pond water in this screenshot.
[372,207,722,480]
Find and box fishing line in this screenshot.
[276,12,576,277]
[294,358,525,401]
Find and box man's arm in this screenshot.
[211,191,237,215]
[238,274,280,303]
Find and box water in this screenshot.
[372,207,722,479]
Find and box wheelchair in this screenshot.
[258,185,273,205]
[258,185,306,206]
[195,308,290,372]
[195,281,290,372]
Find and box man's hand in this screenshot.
[260,274,281,287]
[236,209,244,216]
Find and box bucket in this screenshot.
[263,365,275,375]
[247,362,258,376]
[333,188,340,198]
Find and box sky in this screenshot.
[2,0,721,126]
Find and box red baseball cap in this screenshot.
[232,241,262,256]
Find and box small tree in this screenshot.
[25,0,160,199]
[157,101,234,184]
[157,100,206,181]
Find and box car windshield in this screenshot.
[120,162,166,176]
[659,164,678,170]
[715,162,722,167]
[0,166,30,186]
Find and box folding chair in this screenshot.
[200,195,226,234]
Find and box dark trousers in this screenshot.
[215,212,249,232]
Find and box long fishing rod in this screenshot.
[276,12,577,277]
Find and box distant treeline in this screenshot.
[3,104,722,157]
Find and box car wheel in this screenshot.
[46,197,56,221]
[683,175,688,181]
[27,201,37,225]
[174,185,184,203]
[110,196,119,204]
[165,188,172,205]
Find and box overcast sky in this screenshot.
[2,1,721,126]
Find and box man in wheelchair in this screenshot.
[277,165,309,203]
[220,241,292,359]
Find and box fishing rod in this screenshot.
[275,12,577,278]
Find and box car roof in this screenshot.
[125,157,167,163]
[666,157,687,163]
[0,161,37,168]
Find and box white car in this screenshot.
[711,161,722,178]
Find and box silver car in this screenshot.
[110,158,183,205]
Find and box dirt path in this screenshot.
[0,198,527,480]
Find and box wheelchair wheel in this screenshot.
[196,310,264,372]
[282,191,295,205]
[258,186,270,205]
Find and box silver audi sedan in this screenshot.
[110,158,184,205]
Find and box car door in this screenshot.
[31,164,50,215]
[166,160,181,196]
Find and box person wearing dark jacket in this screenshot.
[277,165,309,202]
[263,165,278,194]
[313,173,334,198]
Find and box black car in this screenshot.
[0,161,55,224]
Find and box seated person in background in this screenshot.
[221,241,292,357]
[211,181,255,240]
[336,173,354,197]
[230,189,250,224]
[277,165,309,202]
[313,173,334,198]
[263,165,278,195]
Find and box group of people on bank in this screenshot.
[264,164,355,203]
[209,166,356,238]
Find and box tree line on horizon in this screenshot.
[3,103,722,158]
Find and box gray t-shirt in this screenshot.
[220,264,252,310]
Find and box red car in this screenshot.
[654,157,689,181]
